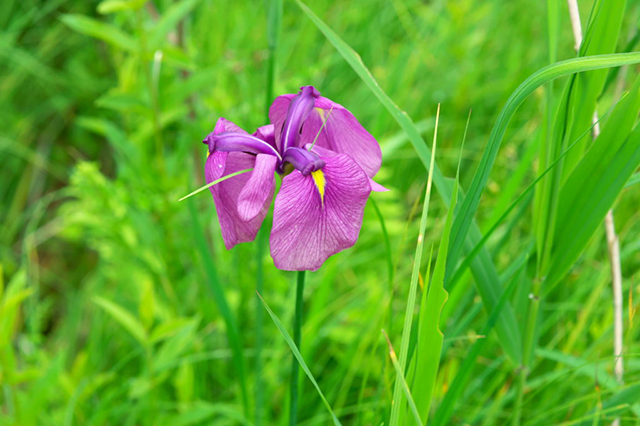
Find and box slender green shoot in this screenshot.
[178,168,253,201]
[389,104,440,426]
[258,290,342,426]
[290,270,306,426]
[308,106,334,151]
[382,330,423,426]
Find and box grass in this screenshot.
[1,0,639,425]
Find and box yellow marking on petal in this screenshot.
[315,107,326,121]
[311,169,326,208]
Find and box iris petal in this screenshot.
[302,97,382,178]
[237,154,277,221]
[270,154,371,271]
[204,117,272,249]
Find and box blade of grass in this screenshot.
[389,104,439,426]
[445,52,640,288]
[178,168,253,201]
[256,2,282,424]
[411,113,468,422]
[60,14,138,52]
[382,330,423,426]
[257,292,342,426]
[625,171,640,188]
[370,198,394,293]
[433,264,522,426]
[411,170,457,423]
[448,99,617,289]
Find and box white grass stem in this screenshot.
[566,4,624,425]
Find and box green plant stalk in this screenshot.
[290,270,306,426]
[135,9,164,172]
[187,200,249,414]
[254,227,266,426]
[257,2,281,422]
[389,105,439,426]
[511,278,541,426]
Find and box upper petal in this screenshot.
[205,151,269,249]
[301,97,382,178]
[269,154,371,271]
[237,154,277,221]
[268,94,296,152]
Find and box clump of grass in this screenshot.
[1,0,639,425]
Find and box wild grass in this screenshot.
[1,0,639,425]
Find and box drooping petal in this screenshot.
[205,151,267,249]
[301,96,382,178]
[270,154,371,271]
[237,154,277,221]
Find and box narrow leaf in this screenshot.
[258,292,342,426]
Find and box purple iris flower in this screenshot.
[203,86,385,271]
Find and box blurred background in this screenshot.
[1,0,639,425]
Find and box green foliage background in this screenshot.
[1,0,639,424]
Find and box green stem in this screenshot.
[512,279,542,426]
[256,0,280,419]
[255,228,267,426]
[135,9,164,172]
[290,270,306,426]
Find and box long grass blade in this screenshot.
[382,330,423,426]
[178,168,253,201]
[187,199,249,414]
[388,104,439,426]
[257,292,342,426]
[433,265,522,426]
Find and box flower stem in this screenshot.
[254,227,267,426]
[289,270,306,426]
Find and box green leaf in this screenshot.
[576,382,640,426]
[258,292,342,426]
[626,171,640,188]
[412,177,458,423]
[60,14,138,52]
[152,318,199,373]
[97,0,147,14]
[446,52,640,289]
[93,296,148,346]
[546,120,640,289]
[433,266,522,426]
[563,0,627,174]
[389,106,439,426]
[383,330,422,426]
[178,168,253,201]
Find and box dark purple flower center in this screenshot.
[204,86,324,176]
